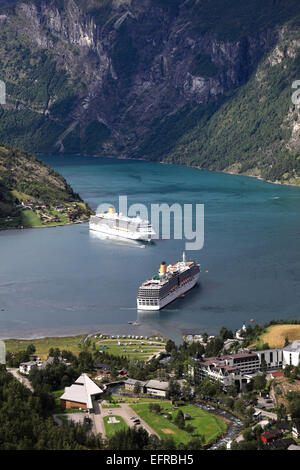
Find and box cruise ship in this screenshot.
[137,253,200,311]
[89,207,156,242]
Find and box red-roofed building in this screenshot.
[260,430,282,444]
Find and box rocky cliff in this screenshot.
[0,0,300,183]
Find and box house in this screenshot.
[260,430,282,444]
[292,422,300,439]
[60,373,103,411]
[94,363,111,375]
[124,378,147,393]
[266,438,297,450]
[19,361,38,375]
[146,380,169,398]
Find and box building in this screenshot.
[260,430,282,444]
[255,348,283,370]
[124,378,147,393]
[94,363,111,375]
[292,423,300,439]
[60,374,103,411]
[146,380,169,398]
[194,352,261,390]
[19,361,38,375]
[282,341,300,367]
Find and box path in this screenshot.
[7,368,34,392]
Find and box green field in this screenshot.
[131,402,227,445]
[91,336,166,361]
[4,333,166,362]
[5,335,87,360]
[103,415,128,437]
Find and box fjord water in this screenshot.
[1,155,300,342]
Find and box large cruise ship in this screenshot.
[89,207,156,242]
[137,253,200,311]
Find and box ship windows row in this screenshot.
[138,299,159,306]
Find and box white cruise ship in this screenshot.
[89,207,156,242]
[137,253,200,311]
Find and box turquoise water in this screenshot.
[0,155,300,341]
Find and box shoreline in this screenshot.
[52,152,300,189]
[0,219,89,233]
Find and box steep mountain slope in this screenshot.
[0,145,92,228]
[0,1,299,183]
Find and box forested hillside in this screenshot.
[0,1,300,183]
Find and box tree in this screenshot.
[165,339,176,354]
[167,380,181,400]
[219,326,234,341]
[185,424,195,434]
[26,344,36,355]
[260,358,267,373]
[252,374,266,391]
[174,410,185,430]
[133,382,141,394]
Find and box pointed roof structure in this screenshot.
[60,373,103,410]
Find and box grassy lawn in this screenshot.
[253,324,300,348]
[21,209,44,227]
[103,415,128,437]
[4,333,165,363]
[131,402,227,446]
[5,335,86,361]
[90,336,165,361]
[111,395,164,405]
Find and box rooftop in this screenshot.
[60,374,103,410]
[146,380,169,391]
[283,340,300,352]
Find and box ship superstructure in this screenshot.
[89,207,155,242]
[137,253,200,310]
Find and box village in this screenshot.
[18,199,89,226]
[4,322,300,451]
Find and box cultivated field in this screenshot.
[255,324,300,348]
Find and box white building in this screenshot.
[19,361,38,375]
[146,380,169,398]
[60,373,103,411]
[282,341,300,368]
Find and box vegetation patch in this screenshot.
[130,402,227,446]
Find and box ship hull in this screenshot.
[137,273,199,311]
[89,222,152,242]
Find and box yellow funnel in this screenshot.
[160,262,167,275]
[109,207,115,214]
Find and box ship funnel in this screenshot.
[109,207,115,215]
[160,261,167,275]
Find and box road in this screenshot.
[7,368,34,392]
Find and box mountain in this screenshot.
[0,0,300,184]
[0,145,92,228]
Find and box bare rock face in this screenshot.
[1,0,278,156]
